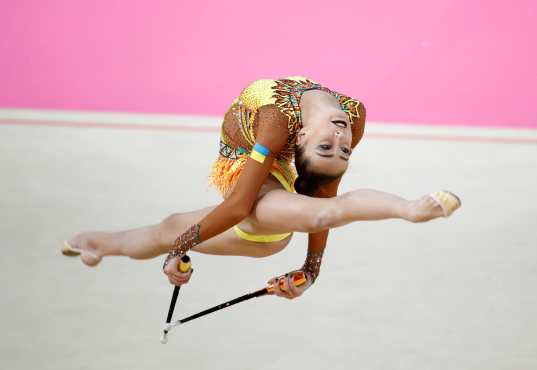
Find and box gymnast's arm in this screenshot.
[163,105,290,268]
[302,101,366,284]
[267,177,342,299]
[270,100,366,297]
[300,177,341,284]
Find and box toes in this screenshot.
[427,196,445,216]
[61,241,81,256]
[445,191,462,207]
[430,191,461,217]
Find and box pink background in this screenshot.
[1,0,535,128]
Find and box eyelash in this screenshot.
[332,120,348,128]
[320,144,350,155]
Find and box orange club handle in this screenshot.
[267,271,307,294]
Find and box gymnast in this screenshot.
[62,76,461,299]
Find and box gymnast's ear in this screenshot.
[296,128,307,147]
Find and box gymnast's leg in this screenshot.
[65,205,291,266]
[64,187,454,266]
[247,188,453,234]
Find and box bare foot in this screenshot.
[406,195,446,223]
[66,232,103,267]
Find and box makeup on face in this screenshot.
[315,140,351,161]
[313,116,352,160]
[331,119,348,128]
[329,110,351,128]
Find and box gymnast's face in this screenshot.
[296,109,353,176]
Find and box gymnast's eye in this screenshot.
[332,120,348,128]
[319,144,332,150]
[340,147,351,155]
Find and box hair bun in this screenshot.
[294,176,316,196]
[294,176,305,194]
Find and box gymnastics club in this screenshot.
[160,255,192,344]
[161,271,307,341]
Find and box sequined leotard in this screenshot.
[210,76,365,198]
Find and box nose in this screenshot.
[335,130,342,137]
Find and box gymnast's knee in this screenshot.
[158,212,186,245]
[307,206,339,233]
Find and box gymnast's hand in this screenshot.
[267,270,312,300]
[163,255,193,286]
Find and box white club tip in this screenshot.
[160,333,168,344]
[162,322,174,332]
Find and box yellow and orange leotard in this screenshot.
[209,76,365,242]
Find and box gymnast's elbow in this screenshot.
[225,194,253,223]
[233,205,251,223]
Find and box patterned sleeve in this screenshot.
[238,79,278,110]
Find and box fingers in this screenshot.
[287,272,308,298]
[267,277,285,298]
[169,268,192,281]
[163,256,179,274]
[164,263,194,286]
[268,274,301,299]
[267,277,278,295]
[280,276,294,298]
[285,274,302,298]
[167,270,192,286]
[276,277,294,299]
[168,275,185,286]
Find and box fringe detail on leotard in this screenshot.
[209,155,297,197]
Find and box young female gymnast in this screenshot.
[62,76,461,299]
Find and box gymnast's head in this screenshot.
[294,93,355,196]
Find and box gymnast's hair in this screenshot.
[293,146,343,196]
